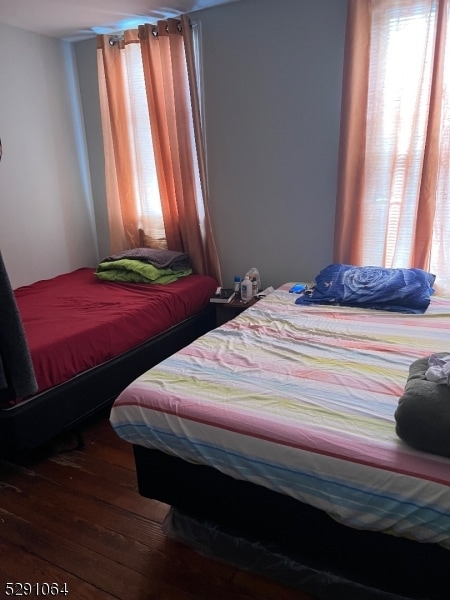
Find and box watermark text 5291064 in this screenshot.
[4,583,68,596]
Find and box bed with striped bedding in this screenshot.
[110,283,450,550]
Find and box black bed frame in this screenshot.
[133,445,450,600]
[0,305,215,453]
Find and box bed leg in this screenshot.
[74,432,85,450]
[49,430,85,454]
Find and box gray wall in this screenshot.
[74,38,110,260]
[0,24,98,288]
[192,0,347,288]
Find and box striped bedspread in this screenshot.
[110,284,450,549]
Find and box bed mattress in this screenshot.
[110,284,450,549]
[13,268,217,399]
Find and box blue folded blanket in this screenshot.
[295,264,435,314]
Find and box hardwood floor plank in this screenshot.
[48,450,138,490]
[81,410,130,449]
[0,507,156,598]
[0,481,166,571]
[0,470,245,588]
[0,459,170,548]
[0,413,313,600]
[0,452,165,523]
[0,539,117,600]
[0,505,294,600]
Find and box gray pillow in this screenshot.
[395,354,450,457]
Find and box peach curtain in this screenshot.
[97,20,221,282]
[97,32,139,252]
[335,0,450,293]
[333,0,371,265]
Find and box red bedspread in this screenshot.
[14,268,217,396]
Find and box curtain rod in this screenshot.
[108,19,187,45]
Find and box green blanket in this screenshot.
[95,259,192,284]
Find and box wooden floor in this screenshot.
[0,410,312,600]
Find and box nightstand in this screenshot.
[214,296,258,327]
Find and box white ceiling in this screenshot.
[0,0,240,41]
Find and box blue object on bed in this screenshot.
[295,264,435,314]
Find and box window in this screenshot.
[363,3,437,267]
[122,41,163,234]
[97,18,221,281]
[337,0,450,294]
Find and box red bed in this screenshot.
[0,267,217,451]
